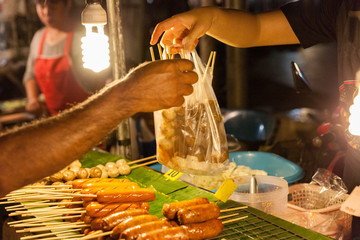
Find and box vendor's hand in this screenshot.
[26,99,43,116]
[150,7,215,53]
[123,59,198,113]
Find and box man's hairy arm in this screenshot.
[0,59,197,196]
[0,76,136,195]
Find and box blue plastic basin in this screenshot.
[223,109,275,142]
[229,151,304,184]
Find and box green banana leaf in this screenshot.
[80,150,332,240]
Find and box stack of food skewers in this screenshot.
[2,177,248,240]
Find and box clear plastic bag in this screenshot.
[154,51,229,175]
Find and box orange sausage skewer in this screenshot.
[177,203,220,224]
[162,197,209,219]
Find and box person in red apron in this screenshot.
[34,29,89,116]
[24,0,105,116]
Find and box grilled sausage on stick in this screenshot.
[86,201,149,218]
[81,182,140,202]
[181,218,223,240]
[72,178,130,189]
[81,181,139,189]
[120,220,172,240]
[90,217,104,230]
[101,208,149,231]
[111,215,159,239]
[162,197,209,219]
[136,226,189,240]
[97,188,156,203]
[177,203,220,224]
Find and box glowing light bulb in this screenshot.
[349,88,360,135]
[81,25,110,72]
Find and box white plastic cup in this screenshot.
[230,175,289,216]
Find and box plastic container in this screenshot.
[285,184,352,240]
[229,151,304,184]
[230,175,288,216]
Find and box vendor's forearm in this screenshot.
[25,78,39,101]
[207,7,299,47]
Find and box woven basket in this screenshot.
[287,184,352,239]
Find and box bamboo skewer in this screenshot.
[204,51,214,82]
[149,46,155,61]
[16,222,89,233]
[180,49,185,59]
[34,235,83,240]
[13,220,84,228]
[79,231,112,240]
[20,229,82,240]
[211,51,216,70]
[35,235,82,240]
[157,43,163,60]
[23,185,71,189]
[220,206,248,212]
[27,189,94,198]
[7,192,96,202]
[9,214,82,226]
[130,159,158,169]
[218,213,239,219]
[20,210,85,217]
[164,46,169,59]
[19,188,76,193]
[0,200,16,204]
[9,207,84,217]
[210,51,216,84]
[128,155,156,165]
[222,215,248,224]
[7,195,74,201]
[7,200,83,211]
[9,206,65,215]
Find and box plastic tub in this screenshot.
[283,183,352,239]
[230,175,288,216]
[229,151,304,184]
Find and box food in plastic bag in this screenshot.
[154,51,229,175]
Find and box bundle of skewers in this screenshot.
[2,177,156,240]
[2,176,248,240]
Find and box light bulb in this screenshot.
[81,25,110,72]
[349,88,360,135]
[81,1,110,73]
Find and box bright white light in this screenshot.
[349,89,360,135]
[81,25,110,73]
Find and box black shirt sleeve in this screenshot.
[280,0,341,48]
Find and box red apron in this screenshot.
[34,29,89,116]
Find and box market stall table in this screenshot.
[2,150,333,240]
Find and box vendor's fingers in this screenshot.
[180,71,198,85]
[172,96,185,107]
[180,84,195,96]
[151,18,181,45]
[173,59,195,72]
[168,47,182,54]
[182,23,204,51]
[161,31,179,47]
